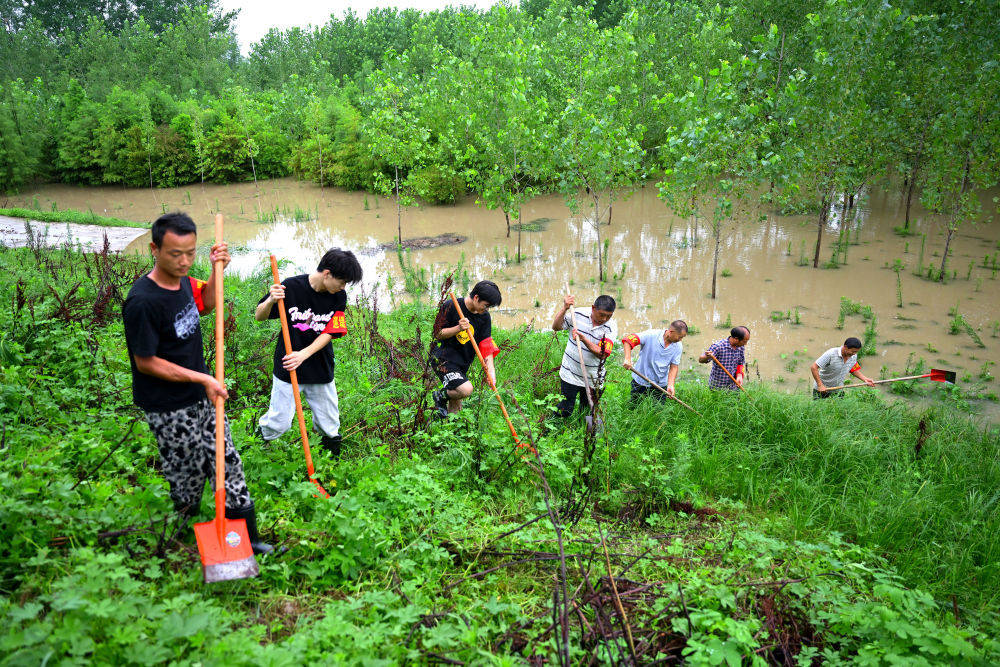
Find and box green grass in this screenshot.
[0,206,146,228]
[1,244,999,663]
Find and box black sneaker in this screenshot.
[432,389,450,419]
[320,434,342,458]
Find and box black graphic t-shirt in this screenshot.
[123,275,209,412]
[431,299,495,372]
[259,274,348,384]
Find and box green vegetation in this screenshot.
[1,0,996,281]
[0,206,144,228]
[2,244,1000,662]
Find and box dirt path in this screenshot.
[0,215,147,252]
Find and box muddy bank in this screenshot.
[0,215,148,252]
[8,179,1000,418]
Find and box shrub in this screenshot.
[406,165,465,204]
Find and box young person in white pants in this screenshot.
[254,248,362,457]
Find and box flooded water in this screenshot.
[12,178,1000,415]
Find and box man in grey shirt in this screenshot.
[810,337,876,398]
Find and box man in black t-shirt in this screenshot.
[430,280,502,416]
[255,248,362,457]
[122,212,272,554]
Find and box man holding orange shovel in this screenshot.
[698,326,750,391]
[123,212,273,555]
[810,337,876,398]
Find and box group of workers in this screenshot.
[123,212,878,555]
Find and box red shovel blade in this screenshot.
[930,368,956,384]
[194,518,259,583]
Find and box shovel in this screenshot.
[194,214,259,584]
[563,283,603,434]
[627,367,703,417]
[269,254,332,499]
[447,292,533,454]
[823,368,956,392]
[706,351,746,393]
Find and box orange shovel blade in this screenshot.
[194,518,259,583]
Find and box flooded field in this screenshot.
[11,178,1000,410]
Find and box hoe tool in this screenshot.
[447,292,533,453]
[269,254,331,499]
[627,367,703,417]
[194,214,259,584]
[824,368,956,392]
[563,283,603,434]
[706,351,746,393]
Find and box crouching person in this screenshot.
[622,320,688,401]
[431,281,502,416]
[123,212,272,554]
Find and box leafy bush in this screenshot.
[406,165,465,204]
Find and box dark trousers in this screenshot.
[630,380,666,403]
[812,388,843,400]
[556,379,596,418]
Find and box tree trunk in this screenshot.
[813,195,828,268]
[594,198,604,282]
[516,206,522,263]
[394,166,402,244]
[316,125,324,189]
[504,210,510,238]
[711,226,721,299]
[607,203,612,226]
[939,224,955,282]
[903,177,916,231]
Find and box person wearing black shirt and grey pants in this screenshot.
[254,249,362,457]
[430,281,502,417]
[122,212,273,554]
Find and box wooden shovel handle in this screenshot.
[823,373,930,392]
[213,214,226,540]
[269,256,326,495]
[627,367,702,416]
[447,292,528,451]
[706,351,745,392]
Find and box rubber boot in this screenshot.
[225,502,274,555]
[320,434,342,458]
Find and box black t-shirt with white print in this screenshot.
[431,298,492,372]
[259,274,348,384]
[123,274,210,413]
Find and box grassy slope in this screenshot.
[0,207,146,228]
[0,244,998,664]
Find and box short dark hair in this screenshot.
[151,212,196,247]
[844,337,863,349]
[730,326,750,341]
[317,248,363,283]
[471,280,502,307]
[593,295,616,312]
[670,319,688,333]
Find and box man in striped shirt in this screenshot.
[698,326,750,390]
[552,291,618,418]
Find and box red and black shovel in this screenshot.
[824,368,956,392]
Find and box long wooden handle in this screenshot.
[706,351,745,392]
[447,292,526,449]
[628,367,702,416]
[270,256,321,485]
[213,214,226,542]
[823,373,930,392]
[563,283,595,407]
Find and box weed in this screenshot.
[716,313,732,330]
[720,268,732,277]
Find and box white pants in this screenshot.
[259,375,340,441]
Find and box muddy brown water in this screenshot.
[12,178,1000,417]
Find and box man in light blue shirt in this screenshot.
[622,320,688,402]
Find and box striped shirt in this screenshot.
[559,307,617,387]
[707,338,745,390]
